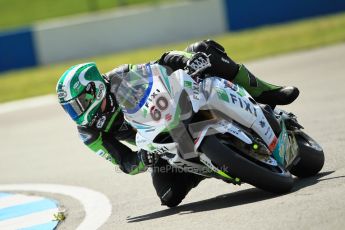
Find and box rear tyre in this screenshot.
[290,132,324,178]
[200,135,294,194]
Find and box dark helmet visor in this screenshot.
[62,101,82,120]
[61,91,94,121]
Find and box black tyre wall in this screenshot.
[200,135,294,194]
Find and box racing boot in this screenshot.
[185,40,299,106]
[232,64,299,106]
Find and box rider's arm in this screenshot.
[77,126,146,175]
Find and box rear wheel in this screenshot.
[290,132,324,178]
[200,135,294,194]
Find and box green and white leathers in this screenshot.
[56,63,106,125]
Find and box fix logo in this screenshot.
[145,89,161,108]
[192,82,200,100]
[228,93,258,117]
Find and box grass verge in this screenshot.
[0,12,345,103]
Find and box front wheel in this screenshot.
[290,132,325,178]
[200,135,294,194]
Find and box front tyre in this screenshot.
[200,135,294,194]
[290,132,324,178]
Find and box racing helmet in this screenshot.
[56,63,106,126]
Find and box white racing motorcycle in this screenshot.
[116,63,324,193]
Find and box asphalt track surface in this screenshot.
[1,43,345,229]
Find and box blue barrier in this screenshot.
[0,28,37,73]
[224,0,345,31]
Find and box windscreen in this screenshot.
[115,64,153,114]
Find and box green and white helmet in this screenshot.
[56,63,106,125]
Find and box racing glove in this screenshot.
[138,149,159,167]
[186,52,212,76]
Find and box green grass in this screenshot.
[1,12,345,103]
[0,0,174,30]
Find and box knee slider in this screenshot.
[159,188,183,207]
[159,187,183,207]
[160,187,174,204]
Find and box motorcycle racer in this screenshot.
[56,40,299,207]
